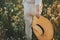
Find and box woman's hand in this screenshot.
[36,12,40,19]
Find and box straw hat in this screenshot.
[32,16,54,40]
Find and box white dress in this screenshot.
[35,0,42,5]
[22,0,42,40]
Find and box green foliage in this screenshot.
[0,0,60,40]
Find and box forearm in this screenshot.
[35,0,42,14]
[36,5,40,13]
[36,4,42,15]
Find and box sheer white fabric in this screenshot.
[22,0,42,40]
[35,0,42,5]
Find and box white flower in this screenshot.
[11,9,13,12]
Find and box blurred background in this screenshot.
[0,0,60,40]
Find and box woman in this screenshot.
[22,0,42,40]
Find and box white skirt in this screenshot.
[23,3,36,16]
